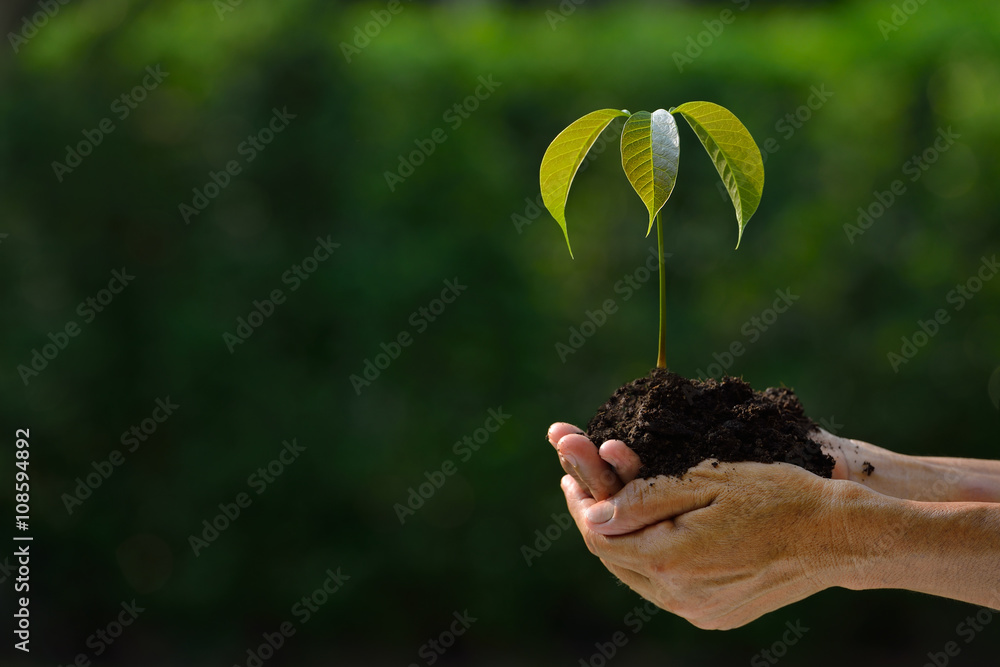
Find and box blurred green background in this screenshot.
[2,0,999,664]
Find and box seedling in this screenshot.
[539,103,765,368]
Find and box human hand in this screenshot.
[546,422,642,501]
[546,421,853,502]
[546,421,975,500]
[560,460,865,629]
[548,420,1000,628]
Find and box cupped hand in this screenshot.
[546,421,855,503]
[547,422,641,501]
[560,460,861,629]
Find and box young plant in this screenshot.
[539,103,765,369]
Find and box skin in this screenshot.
[547,422,1000,629]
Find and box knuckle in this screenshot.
[597,468,620,488]
[623,477,658,505]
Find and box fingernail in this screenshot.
[586,503,614,524]
[562,453,579,470]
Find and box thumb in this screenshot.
[585,465,722,536]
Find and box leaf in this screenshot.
[620,109,681,235]
[540,109,628,257]
[672,101,764,248]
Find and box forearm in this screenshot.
[835,484,1000,608]
[913,456,1000,502]
[839,438,1000,503]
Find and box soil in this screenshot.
[586,368,834,480]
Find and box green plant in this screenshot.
[539,103,765,369]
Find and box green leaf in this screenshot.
[620,109,680,235]
[672,101,764,248]
[540,109,628,257]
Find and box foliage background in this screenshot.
[1,0,999,664]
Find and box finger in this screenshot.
[548,424,590,494]
[561,474,597,526]
[810,428,850,480]
[585,463,722,536]
[557,452,589,496]
[558,434,623,501]
[547,422,584,447]
[547,423,589,493]
[599,440,642,483]
[560,475,653,571]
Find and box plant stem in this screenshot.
[656,210,667,369]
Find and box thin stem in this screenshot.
[656,210,667,369]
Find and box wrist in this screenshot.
[815,477,905,591]
[828,488,1000,606]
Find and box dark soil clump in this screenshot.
[587,368,834,479]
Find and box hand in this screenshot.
[547,421,1000,627]
[546,422,641,501]
[560,460,857,629]
[548,421,1000,503]
[546,421,853,502]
